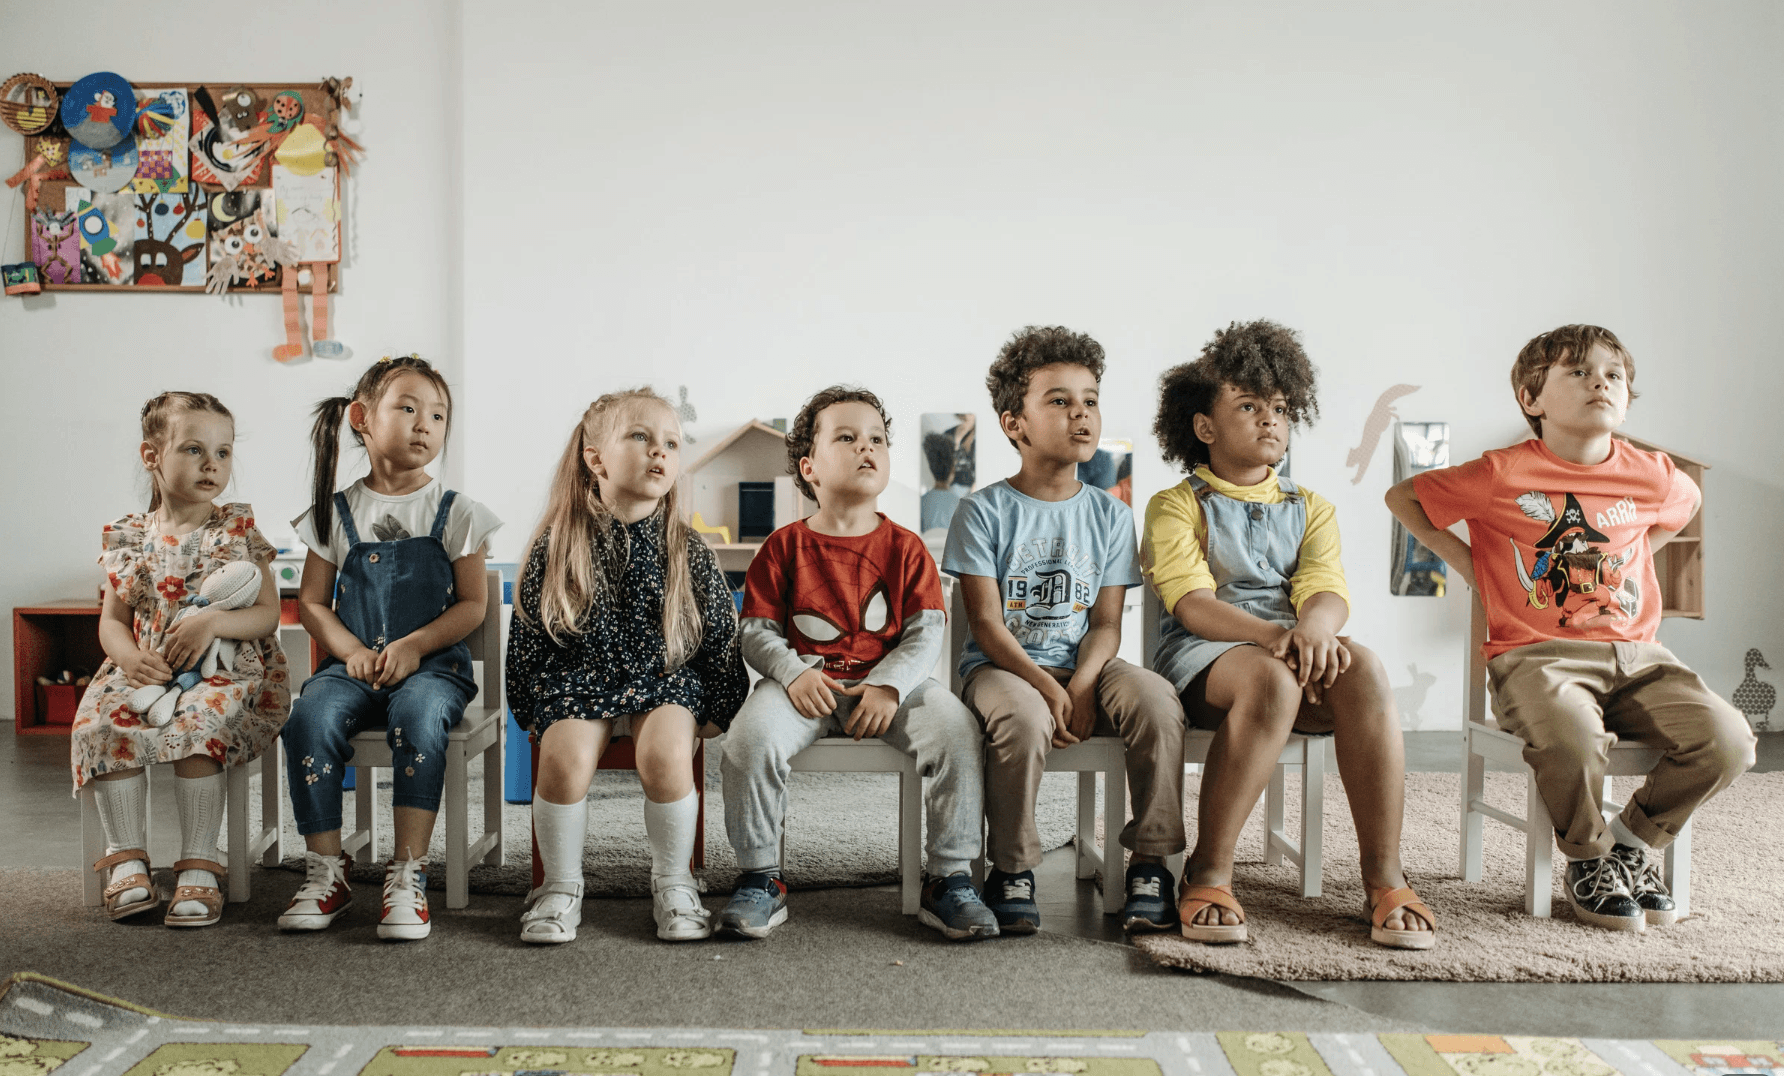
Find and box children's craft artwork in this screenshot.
[189,85,266,190]
[130,87,189,193]
[1347,383,1422,484]
[68,187,135,284]
[133,188,207,286]
[269,164,341,359]
[919,412,976,534]
[29,209,79,284]
[67,136,138,192]
[5,133,68,213]
[1390,420,1449,597]
[0,72,57,135]
[60,71,136,149]
[205,189,284,291]
[2,262,41,295]
[1080,438,1134,506]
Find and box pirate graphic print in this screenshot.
[1509,490,1641,629]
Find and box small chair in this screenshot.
[80,759,267,906]
[1458,593,1691,917]
[264,569,507,910]
[1143,587,1330,898]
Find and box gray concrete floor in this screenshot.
[6,727,1783,1034]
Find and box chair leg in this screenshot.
[1264,763,1287,868]
[482,716,505,866]
[1104,764,1127,916]
[1666,819,1691,917]
[348,766,378,862]
[1299,738,1324,898]
[81,784,105,907]
[1460,730,1486,882]
[900,766,921,915]
[446,742,470,909]
[1074,770,1098,880]
[1524,771,1554,917]
[692,740,706,871]
[226,764,250,903]
[261,741,286,868]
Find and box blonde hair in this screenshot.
[521,389,704,670]
[140,391,235,512]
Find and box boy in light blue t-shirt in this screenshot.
[943,325,1187,936]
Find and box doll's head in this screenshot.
[1154,320,1319,473]
[140,391,236,513]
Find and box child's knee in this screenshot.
[1699,703,1758,779]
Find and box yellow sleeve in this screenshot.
[1289,488,1350,614]
[1141,486,1215,615]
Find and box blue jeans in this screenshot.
[284,662,474,835]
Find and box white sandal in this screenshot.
[652,876,713,942]
[520,881,583,944]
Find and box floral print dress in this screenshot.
[70,502,291,793]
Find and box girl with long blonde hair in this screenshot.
[506,388,747,944]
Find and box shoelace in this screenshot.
[1612,846,1665,894]
[1000,877,1034,901]
[1129,877,1162,898]
[294,854,341,900]
[383,859,425,908]
[1572,857,1630,902]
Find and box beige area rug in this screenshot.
[1129,769,1784,982]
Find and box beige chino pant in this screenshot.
[963,657,1186,874]
[1487,640,1755,860]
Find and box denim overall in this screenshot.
[284,490,477,835]
[1154,473,1307,692]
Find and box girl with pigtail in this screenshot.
[507,388,747,945]
[74,392,288,928]
[278,355,502,942]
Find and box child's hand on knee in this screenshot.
[1271,624,1349,690]
[1039,676,1076,748]
[373,637,422,689]
[1064,675,1098,743]
[788,668,841,720]
[121,645,173,688]
[344,646,380,683]
[838,683,898,740]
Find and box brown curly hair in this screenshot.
[986,326,1106,447]
[785,385,893,502]
[1511,324,1638,437]
[1153,320,1320,472]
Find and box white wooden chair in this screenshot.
[80,759,270,906]
[262,568,506,910]
[1459,593,1690,916]
[1142,587,1331,898]
[776,575,956,916]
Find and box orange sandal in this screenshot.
[164,858,227,928]
[1178,883,1248,943]
[1366,884,1436,950]
[95,848,159,921]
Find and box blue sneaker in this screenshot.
[918,873,1000,941]
[982,868,1039,934]
[717,871,788,939]
[1121,861,1178,933]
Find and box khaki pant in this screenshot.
[1488,640,1756,860]
[963,658,1186,873]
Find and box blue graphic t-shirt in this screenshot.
[942,479,1142,679]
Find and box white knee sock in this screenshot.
[1609,812,1650,851]
[643,788,699,885]
[93,772,150,904]
[173,771,226,914]
[532,796,589,892]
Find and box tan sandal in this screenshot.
[1178,883,1248,943]
[95,849,159,921]
[1366,884,1436,950]
[164,858,227,928]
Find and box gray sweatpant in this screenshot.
[721,676,985,878]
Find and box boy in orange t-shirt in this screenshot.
[1387,324,1754,933]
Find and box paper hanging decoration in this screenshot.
[29,209,79,284]
[61,72,137,149]
[134,189,208,286]
[188,85,266,191]
[130,88,188,194]
[70,189,136,285]
[2,262,41,295]
[205,189,286,293]
[0,73,57,135]
[269,164,341,360]
[68,138,139,193]
[5,133,69,213]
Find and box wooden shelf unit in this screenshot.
[1618,434,1707,619]
[13,602,105,735]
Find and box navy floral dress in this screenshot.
[505,516,746,737]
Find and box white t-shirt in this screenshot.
[292,478,502,567]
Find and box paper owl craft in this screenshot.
[205,190,289,292]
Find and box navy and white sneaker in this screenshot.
[1121,861,1178,933]
[717,871,788,939]
[918,873,1000,941]
[982,868,1039,935]
[1563,855,1644,932]
[1610,843,1678,927]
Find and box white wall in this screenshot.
[0,0,462,718]
[6,2,1780,727]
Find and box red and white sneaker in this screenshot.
[378,857,431,941]
[278,851,353,931]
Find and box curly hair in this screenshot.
[1153,320,1320,472]
[1511,324,1638,437]
[985,326,1106,446]
[784,385,893,502]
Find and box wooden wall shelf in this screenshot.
[13,602,105,735]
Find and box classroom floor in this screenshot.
[4,729,1782,1035]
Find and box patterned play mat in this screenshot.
[2,974,1777,1076]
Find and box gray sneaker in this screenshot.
[918,873,1000,941]
[1564,855,1644,932]
[717,871,788,939]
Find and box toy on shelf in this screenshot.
[125,560,261,728]
[689,512,731,545]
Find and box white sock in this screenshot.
[643,788,699,885]
[173,771,226,914]
[532,796,589,896]
[92,772,150,905]
[1609,812,1651,851]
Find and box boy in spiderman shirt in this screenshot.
[717,386,999,941]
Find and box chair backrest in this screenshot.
[1464,590,1491,727]
[1141,586,1162,672]
[934,574,956,689]
[466,567,503,717]
[946,578,971,696]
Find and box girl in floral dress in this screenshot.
[73,392,289,927]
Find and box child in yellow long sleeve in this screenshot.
[1141,320,1433,949]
